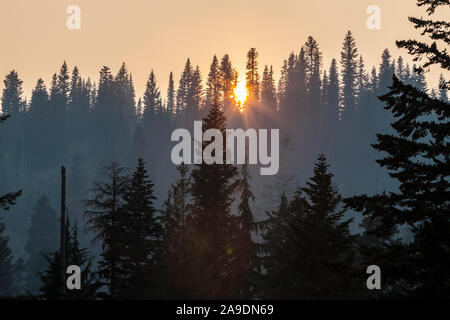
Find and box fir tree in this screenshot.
[39,218,97,300]
[340,31,358,115]
[205,55,222,107]
[246,48,260,102]
[83,163,128,299]
[167,72,175,114]
[260,65,277,111]
[0,217,14,297]
[25,194,59,294]
[1,70,25,115]
[143,70,162,122]
[120,159,163,299]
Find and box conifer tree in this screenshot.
[83,163,128,299]
[340,31,358,115]
[167,72,175,114]
[120,159,163,299]
[246,48,260,102]
[288,153,354,299]
[346,0,450,298]
[25,194,59,294]
[39,218,97,300]
[205,55,222,107]
[1,70,26,115]
[143,70,162,123]
[183,104,241,298]
[219,54,238,111]
[260,65,277,111]
[0,217,14,297]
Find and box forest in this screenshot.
[0,0,449,300]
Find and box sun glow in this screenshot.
[234,81,248,111]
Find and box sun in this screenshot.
[234,81,248,111]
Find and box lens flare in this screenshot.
[234,82,247,111]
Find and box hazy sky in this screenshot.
[0,0,448,100]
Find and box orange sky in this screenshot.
[0,0,448,101]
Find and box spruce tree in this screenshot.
[261,65,277,112]
[167,72,175,114]
[340,31,358,115]
[246,48,260,102]
[205,55,222,107]
[0,217,14,297]
[143,70,162,123]
[183,104,240,298]
[288,153,354,299]
[1,70,25,115]
[346,0,450,297]
[120,158,163,299]
[83,163,128,299]
[219,54,238,111]
[25,194,59,294]
[39,218,97,300]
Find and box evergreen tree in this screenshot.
[246,48,260,102]
[304,36,322,110]
[120,159,163,299]
[83,163,128,299]
[25,194,59,294]
[378,49,394,93]
[260,65,277,111]
[143,70,162,123]
[39,218,97,299]
[288,153,354,299]
[236,163,258,298]
[0,216,14,297]
[326,59,340,118]
[163,163,192,298]
[167,72,175,114]
[205,55,222,107]
[182,104,241,298]
[1,70,25,115]
[259,193,291,299]
[219,54,238,111]
[340,31,358,115]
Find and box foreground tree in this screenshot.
[83,163,128,299]
[120,159,163,299]
[39,218,97,299]
[346,0,450,298]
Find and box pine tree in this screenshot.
[162,163,192,298]
[378,49,394,94]
[143,70,162,123]
[182,104,241,298]
[259,193,291,299]
[235,163,258,298]
[39,218,97,300]
[205,55,222,107]
[83,163,128,299]
[340,31,358,115]
[326,59,340,117]
[304,36,322,109]
[288,153,354,299]
[1,70,25,115]
[167,72,175,114]
[0,217,14,297]
[120,159,163,299]
[219,54,238,111]
[260,65,277,111]
[246,48,260,102]
[25,194,59,294]
[176,58,194,114]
